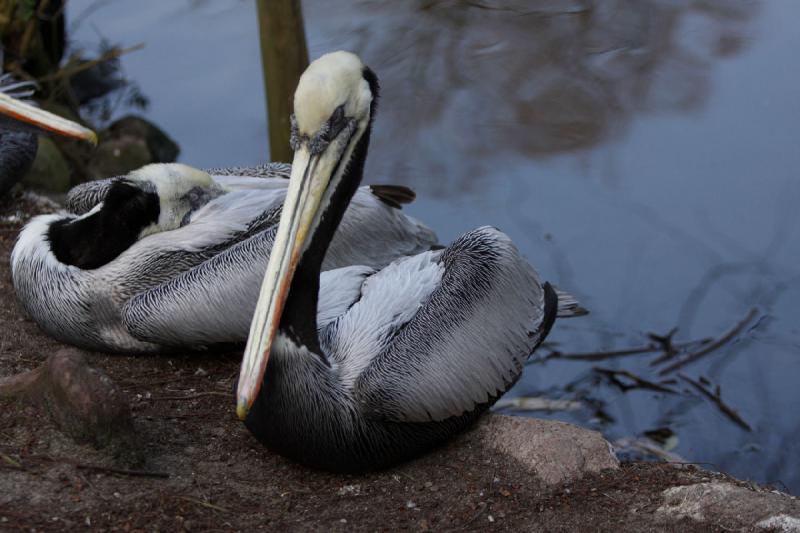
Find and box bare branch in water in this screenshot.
[658,308,759,375]
[547,336,708,362]
[494,396,583,412]
[594,368,678,394]
[678,373,752,432]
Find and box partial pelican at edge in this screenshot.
[0,73,96,195]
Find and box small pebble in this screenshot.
[337,484,361,496]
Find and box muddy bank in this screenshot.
[0,193,797,532]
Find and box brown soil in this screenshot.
[0,193,772,532]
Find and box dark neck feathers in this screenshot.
[47,180,160,269]
[279,68,380,353]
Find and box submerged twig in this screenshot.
[613,437,685,463]
[658,308,759,376]
[594,368,677,394]
[494,396,582,412]
[648,328,709,366]
[678,374,752,432]
[548,337,706,363]
[548,345,663,361]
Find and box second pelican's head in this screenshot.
[46,163,226,270]
[237,51,379,419]
[126,163,227,235]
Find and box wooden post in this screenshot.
[256,0,309,163]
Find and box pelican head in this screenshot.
[0,76,97,145]
[237,51,379,419]
[46,163,226,270]
[127,163,227,235]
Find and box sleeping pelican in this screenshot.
[235,51,584,472]
[11,162,436,353]
[0,74,97,195]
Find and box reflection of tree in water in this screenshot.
[332,0,757,193]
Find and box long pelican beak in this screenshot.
[236,145,335,420]
[0,92,98,145]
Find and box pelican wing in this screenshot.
[121,188,436,347]
[123,227,374,346]
[332,227,553,423]
[123,226,277,345]
[204,163,291,179]
[64,163,292,214]
[65,178,117,214]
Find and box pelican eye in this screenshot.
[326,105,347,140]
[308,105,350,155]
[183,186,214,210]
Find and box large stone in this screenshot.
[85,115,181,180]
[457,414,619,486]
[106,115,180,163]
[87,135,151,180]
[0,348,141,466]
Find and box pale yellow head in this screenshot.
[127,163,227,234]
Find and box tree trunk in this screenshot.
[256,0,309,163]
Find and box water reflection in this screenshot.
[318,0,758,193]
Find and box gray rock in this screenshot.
[757,514,800,532]
[0,348,141,466]
[87,136,151,180]
[106,115,179,163]
[458,414,619,486]
[657,482,800,530]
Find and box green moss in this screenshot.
[22,136,72,193]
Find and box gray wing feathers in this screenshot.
[354,226,545,423]
[123,229,277,345]
[325,191,437,269]
[204,163,291,179]
[121,188,436,346]
[65,178,117,214]
[553,287,588,317]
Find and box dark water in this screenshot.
[69,0,800,492]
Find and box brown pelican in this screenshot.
[0,74,97,195]
[236,51,584,472]
[11,162,436,353]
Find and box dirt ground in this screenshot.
[0,192,784,532]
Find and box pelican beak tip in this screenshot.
[236,398,249,421]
